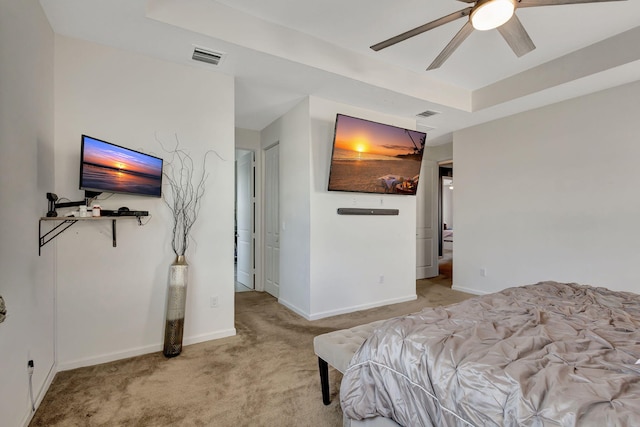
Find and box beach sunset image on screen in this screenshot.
[328,114,426,195]
[80,135,163,197]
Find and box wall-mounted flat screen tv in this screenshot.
[79,135,163,197]
[327,114,426,195]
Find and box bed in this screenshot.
[442,229,453,252]
[340,282,640,426]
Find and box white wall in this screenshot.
[308,97,418,319]
[0,1,56,425]
[454,80,640,295]
[54,36,235,369]
[236,128,261,152]
[259,97,420,319]
[424,142,452,162]
[261,99,312,315]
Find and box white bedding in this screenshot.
[340,282,640,426]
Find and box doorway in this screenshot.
[439,162,453,279]
[416,159,438,279]
[235,149,255,292]
[264,143,280,298]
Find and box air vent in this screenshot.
[192,47,225,66]
[416,110,439,118]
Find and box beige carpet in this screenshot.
[30,277,470,426]
[438,249,453,280]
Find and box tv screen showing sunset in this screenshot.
[328,114,426,195]
[80,135,163,197]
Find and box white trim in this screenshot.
[57,329,236,371]
[279,294,418,321]
[183,328,236,346]
[451,285,486,295]
[278,298,309,319]
[58,343,164,371]
[310,295,417,321]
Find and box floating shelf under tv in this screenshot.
[38,214,148,256]
[337,208,399,216]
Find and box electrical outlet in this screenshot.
[210,296,218,308]
[480,268,487,277]
[379,275,385,284]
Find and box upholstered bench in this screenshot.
[313,319,386,405]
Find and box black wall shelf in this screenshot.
[38,215,147,255]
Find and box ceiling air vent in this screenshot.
[416,110,439,118]
[192,47,225,66]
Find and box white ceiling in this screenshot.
[40,0,640,145]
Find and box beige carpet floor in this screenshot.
[30,277,470,426]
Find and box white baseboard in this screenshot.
[278,295,419,321]
[309,295,417,321]
[451,285,487,295]
[278,298,309,320]
[58,343,163,371]
[183,328,236,346]
[58,328,237,372]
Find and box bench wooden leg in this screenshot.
[318,357,331,405]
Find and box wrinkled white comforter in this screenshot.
[341,282,640,426]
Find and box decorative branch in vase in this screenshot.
[158,134,222,358]
[163,141,211,258]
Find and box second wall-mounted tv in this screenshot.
[80,135,163,197]
[327,114,426,195]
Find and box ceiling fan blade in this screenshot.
[427,21,474,71]
[518,0,626,8]
[497,14,536,57]
[371,7,472,51]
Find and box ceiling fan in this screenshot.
[371,0,626,70]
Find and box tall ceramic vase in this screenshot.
[163,255,188,357]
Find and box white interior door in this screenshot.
[416,159,438,279]
[264,144,280,297]
[236,150,254,289]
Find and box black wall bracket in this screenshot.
[38,216,146,256]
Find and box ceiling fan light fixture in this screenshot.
[471,0,516,31]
